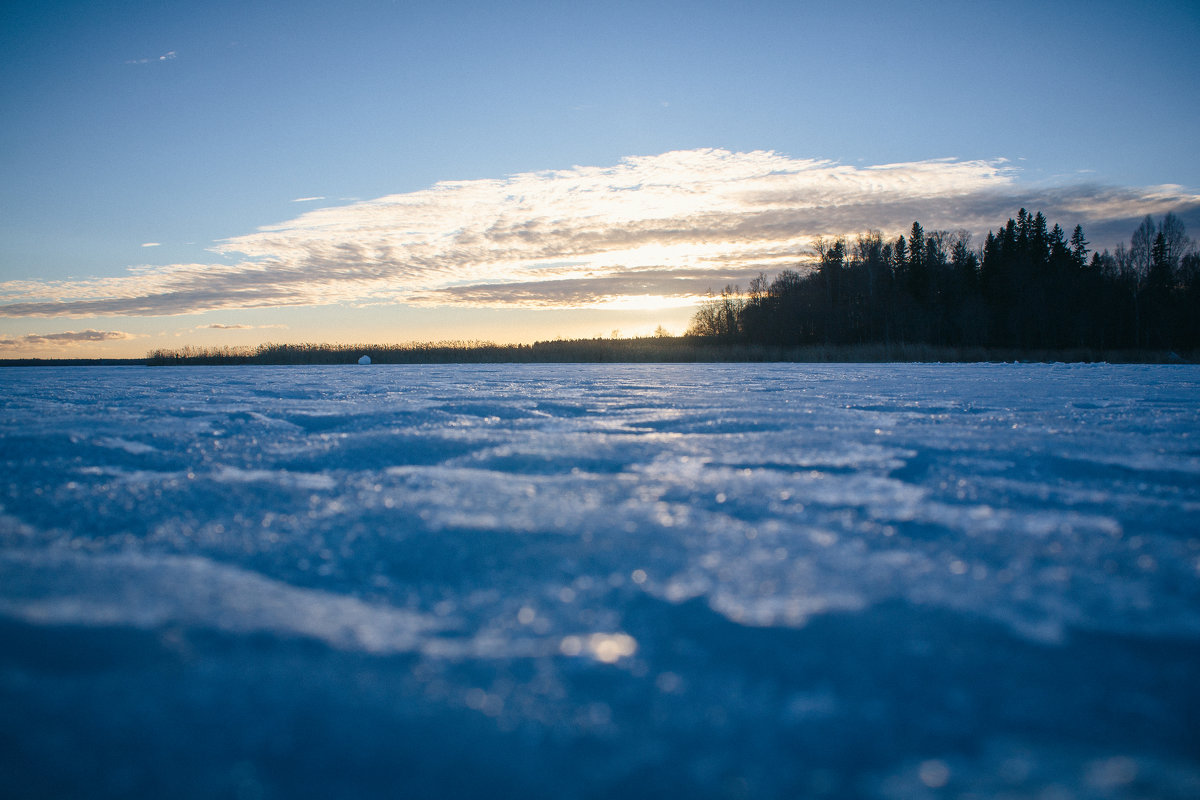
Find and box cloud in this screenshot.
[197,323,289,330]
[141,242,162,248]
[0,329,132,349]
[412,267,779,308]
[125,51,176,65]
[3,149,1198,318]
[292,196,326,203]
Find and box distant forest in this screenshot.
[687,210,1200,352]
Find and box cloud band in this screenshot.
[0,329,132,348]
[3,149,1197,318]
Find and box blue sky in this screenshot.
[3,0,1199,356]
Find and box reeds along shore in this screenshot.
[141,338,1192,365]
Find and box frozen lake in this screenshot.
[2,363,1198,798]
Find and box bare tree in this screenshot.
[1130,215,1156,280]
[1159,212,1192,269]
[685,285,744,338]
[748,273,769,303]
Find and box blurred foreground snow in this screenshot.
[1,363,1198,798]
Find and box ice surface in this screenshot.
[1,363,1198,798]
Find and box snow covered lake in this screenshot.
[2,363,1198,798]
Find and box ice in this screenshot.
[1,363,1198,798]
[0,550,441,654]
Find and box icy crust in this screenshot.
[2,364,1197,643]
[2,363,1199,797]
[0,550,442,655]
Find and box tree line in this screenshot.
[148,336,1067,366]
[145,337,781,365]
[687,210,1200,353]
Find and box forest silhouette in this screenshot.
[687,210,1199,353]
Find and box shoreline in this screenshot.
[3,340,1194,367]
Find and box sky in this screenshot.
[2,0,1199,358]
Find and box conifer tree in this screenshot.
[1148,232,1173,292]
[908,221,925,273]
[1069,225,1089,269]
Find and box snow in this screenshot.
[1,363,1198,799]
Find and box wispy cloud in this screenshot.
[125,51,176,65]
[197,323,289,330]
[0,329,132,349]
[141,242,162,248]
[3,149,1198,318]
[412,267,779,309]
[291,196,326,203]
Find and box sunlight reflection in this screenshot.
[559,632,638,663]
